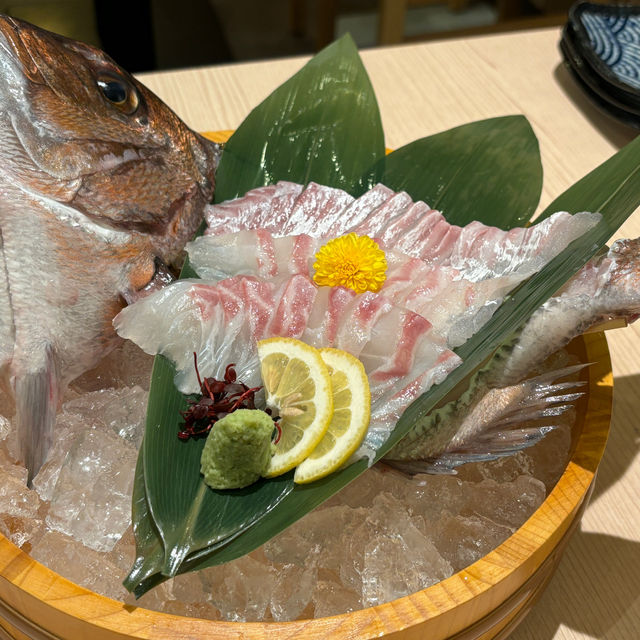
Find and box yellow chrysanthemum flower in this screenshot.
[313,233,387,294]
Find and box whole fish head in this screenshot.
[0,14,220,264]
[0,15,221,483]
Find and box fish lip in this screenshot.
[0,15,32,71]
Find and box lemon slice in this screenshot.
[257,337,333,477]
[294,348,371,484]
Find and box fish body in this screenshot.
[494,238,640,385]
[0,15,220,482]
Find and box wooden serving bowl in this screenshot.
[0,130,614,637]
[0,331,612,640]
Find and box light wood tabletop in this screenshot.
[139,27,640,640]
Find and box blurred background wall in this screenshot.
[0,0,587,72]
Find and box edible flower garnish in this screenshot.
[178,353,266,441]
[313,233,387,293]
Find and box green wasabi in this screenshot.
[200,409,275,490]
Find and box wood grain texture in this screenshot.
[0,27,638,639]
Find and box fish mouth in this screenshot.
[0,15,44,83]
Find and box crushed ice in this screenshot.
[0,339,573,622]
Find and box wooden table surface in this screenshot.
[139,27,640,640]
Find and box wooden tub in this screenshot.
[0,331,612,640]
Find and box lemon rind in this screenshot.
[294,347,371,484]
[257,338,334,477]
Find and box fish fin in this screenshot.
[0,230,15,369]
[15,344,59,486]
[386,364,588,476]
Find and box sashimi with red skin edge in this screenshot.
[202,181,599,280]
[114,273,461,462]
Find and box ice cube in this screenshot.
[30,529,129,601]
[270,563,317,622]
[58,386,148,446]
[359,493,453,606]
[204,555,276,622]
[313,577,362,618]
[0,461,44,549]
[431,513,513,572]
[44,426,137,552]
[70,339,154,393]
[466,476,546,529]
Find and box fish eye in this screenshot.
[97,75,140,115]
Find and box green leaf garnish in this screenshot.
[379,115,543,228]
[124,37,640,597]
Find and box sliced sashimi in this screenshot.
[203,181,303,236]
[202,183,600,284]
[187,231,322,283]
[282,182,355,237]
[114,273,461,460]
[441,213,600,281]
[301,286,357,348]
[188,230,542,348]
[323,183,393,237]
[351,190,415,238]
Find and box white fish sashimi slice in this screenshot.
[114,278,273,392]
[114,273,461,461]
[114,280,219,390]
[351,191,415,238]
[372,201,440,247]
[351,307,461,460]
[266,275,318,340]
[324,183,394,237]
[301,286,356,348]
[201,182,601,284]
[445,212,601,281]
[204,181,303,237]
[282,182,355,236]
[187,231,322,283]
[188,230,527,349]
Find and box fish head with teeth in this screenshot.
[0,15,221,483]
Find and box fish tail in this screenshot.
[15,344,58,486]
[385,363,589,475]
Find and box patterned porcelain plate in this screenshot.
[561,1,640,127]
[580,5,640,91]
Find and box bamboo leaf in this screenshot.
[128,36,385,585]
[132,134,640,589]
[214,34,385,202]
[125,40,640,595]
[538,133,640,222]
[379,116,543,227]
[121,450,164,594]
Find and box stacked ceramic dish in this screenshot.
[561,1,640,128]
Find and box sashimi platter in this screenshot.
[1,14,640,635]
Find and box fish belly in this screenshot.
[1,190,137,482]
